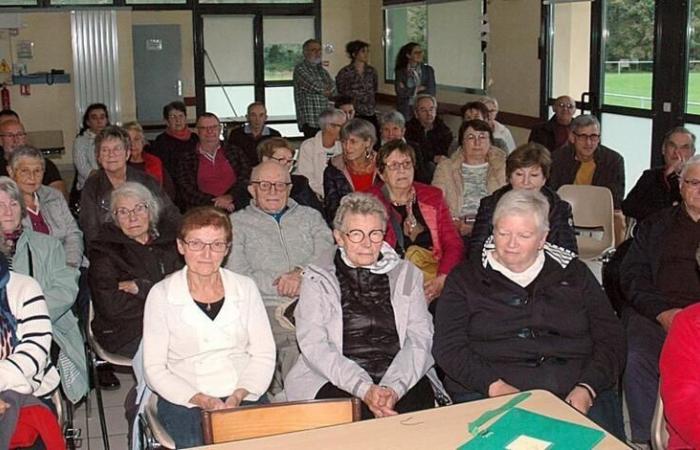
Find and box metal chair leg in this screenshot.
[89,349,110,450]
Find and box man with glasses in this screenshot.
[404,94,453,166]
[294,39,336,138]
[529,95,577,153]
[174,112,248,212]
[227,102,281,169]
[0,119,66,197]
[227,160,334,398]
[621,155,700,448]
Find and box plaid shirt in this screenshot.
[335,63,378,116]
[293,60,335,129]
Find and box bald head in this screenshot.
[248,161,292,214]
[553,96,576,126]
[0,120,27,157]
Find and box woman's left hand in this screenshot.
[224,388,250,408]
[424,274,447,303]
[118,280,139,295]
[565,386,594,415]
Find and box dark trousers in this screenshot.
[451,388,625,440]
[315,376,434,420]
[157,394,269,448]
[301,124,320,138]
[623,310,666,443]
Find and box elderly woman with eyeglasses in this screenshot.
[367,140,463,302]
[123,121,176,201]
[88,182,182,358]
[432,119,506,238]
[257,137,323,214]
[285,193,440,420]
[144,206,275,448]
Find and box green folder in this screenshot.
[458,407,606,450]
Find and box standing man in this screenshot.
[529,95,577,153]
[227,102,281,169]
[293,39,335,138]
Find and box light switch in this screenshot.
[663,102,672,112]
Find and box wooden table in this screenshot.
[197,389,629,449]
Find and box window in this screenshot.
[199,0,311,4]
[384,0,485,91]
[263,16,314,82]
[50,0,111,4]
[0,0,36,5]
[127,0,186,4]
[549,2,591,102]
[687,1,700,115]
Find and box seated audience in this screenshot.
[620,155,700,446]
[335,39,378,127]
[432,119,506,237]
[529,95,576,153]
[79,125,180,248]
[143,206,275,449]
[227,161,333,395]
[334,95,356,121]
[0,120,66,197]
[257,137,323,214]
[324,118,381,222]
[0,177,87,404]
[460,101,508,155]
[376,110,431,183]
[623,127,695,223]
[124,121,175,200]
[73,103,109,193]
[434,189,626,437]
[480,96,516,153]
[149,101,198,179]
[9,146,83,268]
[394,42,435,121]
[368,140,463,303]
[470,142,577,259]
[285,193,438,419]
[548,114,625,242]
[0,253,64,449]
[227,101,281,169]
[660,301,700,449]
[174,112,249,212]
[88,182,182,358]
[296,108,347,197]
[404,94,453,165]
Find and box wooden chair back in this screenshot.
[201,398,361,444]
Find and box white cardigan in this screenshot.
[0,272,60,397]
[295,131,343,197]
[143,267,276,408]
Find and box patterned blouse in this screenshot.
[336,64,378,117]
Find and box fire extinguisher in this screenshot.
[1,85,9,110]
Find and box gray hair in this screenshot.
[479,96,498,108]
[570,114,600,133]
[340,118,377,146]
[378,110,406,129]
[680,154,700,180]
[414,94,437,110]
[110,182,161,230]
[492,189,550,233]
[9,146,45,171]
[0,176,26,220]
[663,126,696,155]
[319,108,347,131]
[333,192,387,231]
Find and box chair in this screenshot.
[201,398,361,444]
[556,184,616,261]
[85,301,133,450]
[651,390,669,450]
[51,390,81,450]
[139,394,176,450]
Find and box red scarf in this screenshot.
[166,127,192,142]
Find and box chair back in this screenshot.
[201,398,361,444]
[651,390,669,450]
[556,184,615,259]
[87,301,134,367]
[141,395,176,450]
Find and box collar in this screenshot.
[244,124,272,136]
[338,242,400,274]
[481,235,576,269]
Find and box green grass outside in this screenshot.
[604,71,700,114]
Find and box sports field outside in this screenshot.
[604,71,700,114]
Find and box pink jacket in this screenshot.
[368,182,464,276]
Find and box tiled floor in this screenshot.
[71,371,135,450]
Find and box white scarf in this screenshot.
[486,249,545,287]
[339,242,401,274]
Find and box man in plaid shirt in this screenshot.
[294,39,335,138]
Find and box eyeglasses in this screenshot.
[269,156,296,165]
[114,203,148,219]
[0,200,20,211]
[344,229,385,244]
[465,133,490,142]
[556,102,576,110]
[572,132,600,142]
[100,145,127,154]
[328,122,344,129]
[683,178,700,188]
[0,132,26,139]
[181,239,231,252]
[416,107,436,114]
[197,125,220,132]
[15,167,43,179]
[168,114,186,120]
[385,160,413,171]
[250,180,292,192]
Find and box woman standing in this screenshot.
[336,40,379,129]
[72,103,109,202]
[394,42,436,121]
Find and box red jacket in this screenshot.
[660,303,700,449]
[367,182,463,276]
[10,404,65,449]
[142,152,165,185]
